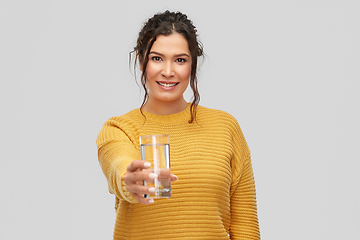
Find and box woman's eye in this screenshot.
[152,56,162,61]
[176,58,186,63]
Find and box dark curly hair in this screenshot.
[131,10,204,123]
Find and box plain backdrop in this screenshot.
[1,0,359,239]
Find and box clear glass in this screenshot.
[140,134,171,198]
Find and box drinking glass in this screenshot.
[140,134,171,198]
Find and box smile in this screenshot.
[157,82,179,87]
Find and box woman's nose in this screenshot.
[161,62,175,77]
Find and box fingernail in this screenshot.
[144,162,151,168]
[148,198,154,204]
[172,174,179,180]
[149,173,158,179]
[148,187,155,193]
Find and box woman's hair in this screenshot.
[131,10,204,123]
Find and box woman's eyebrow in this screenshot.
[149,51,164,56]
[174,53,190,58]
[149,51,190,58]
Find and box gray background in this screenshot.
[1,0,359,239]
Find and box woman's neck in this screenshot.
[143,98,189,115]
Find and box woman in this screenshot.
[96,10,260,239]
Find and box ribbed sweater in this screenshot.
[96,104,260,240]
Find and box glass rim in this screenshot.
[139,134,169,144]
[139,134,169,138]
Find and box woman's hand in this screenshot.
[122,160,178,204]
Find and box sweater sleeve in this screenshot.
[229,117,260,239]
[96,118,139,204]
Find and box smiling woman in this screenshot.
[96,10,260,240]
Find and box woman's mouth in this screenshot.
[157,81,179,87]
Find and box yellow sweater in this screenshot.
[96,104,260,240]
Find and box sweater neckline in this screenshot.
[140,103,192,124]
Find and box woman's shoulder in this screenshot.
[197,105,247,144]
[196,105,242,133]
[197,105,238,123]
[96,109,142,147]
[101,108,144,129]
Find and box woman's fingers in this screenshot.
[126,160,150,172]
[124,170,157,185]
[126,184,155,204]
[123,160,151,184]
[123,160,179,205]
[171,174,178,182]
[123,160,157,204]
[133,193,154,204]
[125,160,178,183]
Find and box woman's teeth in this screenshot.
[157,82,179,87]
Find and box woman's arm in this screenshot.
[97,124,140,203]
[96,118,177,204]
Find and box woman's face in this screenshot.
[145,33,192,106]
